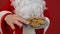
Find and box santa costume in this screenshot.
[0,0,50,34]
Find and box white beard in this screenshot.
[11,0,46,19]
[11,0,47,34]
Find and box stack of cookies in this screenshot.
[28,17,46,28]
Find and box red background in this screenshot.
[45,0,60,34]
[0,0,60,34]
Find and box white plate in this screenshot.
[23,18,49,29]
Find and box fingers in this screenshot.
[18,18,29,25]
[15,15,30,25]
[7,20,23,30]
[7,22,15,29]
[5,14,30,30]
[10,23,15,29]
[5,14,24,30]
[14,20,23,28]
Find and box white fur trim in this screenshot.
[0,11,12,34]
[44,17,50,34]
[0,11,12,20]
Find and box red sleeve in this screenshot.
[0,0,15,33]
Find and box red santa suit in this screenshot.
[0,0,50,34]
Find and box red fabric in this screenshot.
[0,0,45,34]
[1,13,14,34]
[1,0,60,34]
[0,0,10,11]
[45,0,60,34]
[35,28,44,34]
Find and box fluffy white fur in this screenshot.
[11,0,46,19]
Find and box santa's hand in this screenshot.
[5,14,30,29]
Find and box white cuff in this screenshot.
[0,11,12,20]
[0,11,12,34]
[44,17,50,34]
